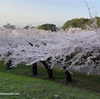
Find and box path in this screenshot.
[37,62,100,75]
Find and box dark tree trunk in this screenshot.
[65,70,72,82]
[6,60,12,69]
[32,63,38,76]
[28,42,38,76]
[41,61,53,79]
[63,66,72,82]
[47,67,53,79]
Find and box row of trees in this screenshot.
[24,17,100,32]
[0,24,100,82]
[0,28,75,82]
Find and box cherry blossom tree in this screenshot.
[0,26,100,82]
[0,0,100,81]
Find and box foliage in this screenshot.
[24,25,29,29]
[62,17,100,30]
[38,23,57,32]
[24,25,35,29]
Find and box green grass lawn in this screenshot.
[0,72,100,99]
[0,61,100,99]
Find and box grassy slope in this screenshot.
[0,61,100,99]
[0,72,100,99]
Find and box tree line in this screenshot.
[62,17,100,30]
[24,17,100,31]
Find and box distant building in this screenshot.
[3,23,15,29]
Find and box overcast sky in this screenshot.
[0,0,100,27]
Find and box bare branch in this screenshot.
[83,0,93,19]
